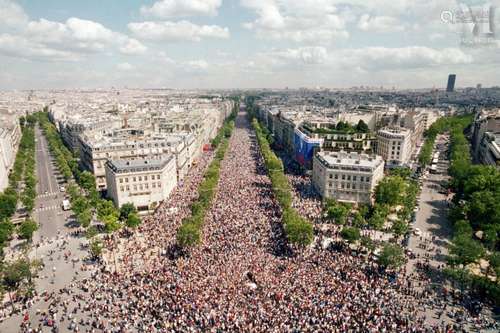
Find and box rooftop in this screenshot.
[106,156,174,173]
[316,151,384,169]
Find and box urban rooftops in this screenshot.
[316,151,384,171]
[106,156,174,174]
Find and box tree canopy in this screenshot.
[378,243,405,269]
[341,227,360,243]
[18,219,38,241]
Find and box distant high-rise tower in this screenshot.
[446,74,456,92]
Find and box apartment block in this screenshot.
[312,151,384,204]
[0,110,21,192]
[105,157,177,210]
[376,127,413,166]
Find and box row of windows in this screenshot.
[328,190,370,198]
[93,142,171,152]
[119,182,162,192]
[328,174,371,182]
[327,182,371,190]
[119,174,161,183]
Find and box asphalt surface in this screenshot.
[407,133,452,273]
[0,126,94,332]
[33,124,72,243]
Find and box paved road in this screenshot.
[407,134,452,273]
[405,134,498,331]
[33,124,72,243]
[0,126,94,332]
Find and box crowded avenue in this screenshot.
[2,110,498,332]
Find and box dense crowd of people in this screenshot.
[4,111,499,332]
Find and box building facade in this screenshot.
[471,109,500,163]
[79,133,190,191]
[477,132,500,167]
[312,151,384,204]
[376,127,412,166]
[0,111,21,192]
[105,157,177,210]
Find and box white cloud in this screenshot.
[0,33,77,61]
[128,20,229,42]
[141,0,222,18]
[429,33,446,41]
[357,15,404,33]
[120,38,147,55]
[337,46,473,70]
[117,62,134,71]
[183,59,209,73]
[0,1,147,61]
[240,0,349,44]
[271,46,328,65]
[0,0,29,28]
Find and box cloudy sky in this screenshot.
[0,0,499,90]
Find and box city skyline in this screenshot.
[0,0,499,90]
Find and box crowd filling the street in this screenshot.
[1,111,499,333]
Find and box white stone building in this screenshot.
[0,111,21,192]
[376,127,413,166]
[312,151,384,204]
[79,132,192,191]
[105,157,177,210]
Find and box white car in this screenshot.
[60,186,65,192]
[413,228,422,236]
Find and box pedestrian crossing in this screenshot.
[38,191,59,198]
[35,205,59,212]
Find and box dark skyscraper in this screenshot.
[446,74,456,92]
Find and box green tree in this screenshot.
[18,219,38,242]
[390,167,412,179]
[21,195,35,213]
[89,239,103,259]
[378,243,405,269]
[0,219,15,247]
[391,219,409,237]
[97,200,119,221]
[368,211,386,230]
[85,225,98,239]
[0,193,17,220]
[355,120,369,133]
[489,252,500,278]
[352,212,366,228]
[2,259,31,311]
[125,213,141,229]
[341,226,361,243]
[78,171,97,192]
[360,236,375,252]
[453,219,473,236]
[77,209,92,228]
[119,202,137,221]
[177,222,200,247]
[326,204,349,225]
[103,214,121,233]
[282,208,314,246]
[71,196,89,216]
[448,234,485,266]
[375,176,405,206]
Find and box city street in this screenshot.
[407,134,452,273]
[0,127,94,332]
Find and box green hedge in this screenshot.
[252,118,313,246]
[177,114,236,247]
